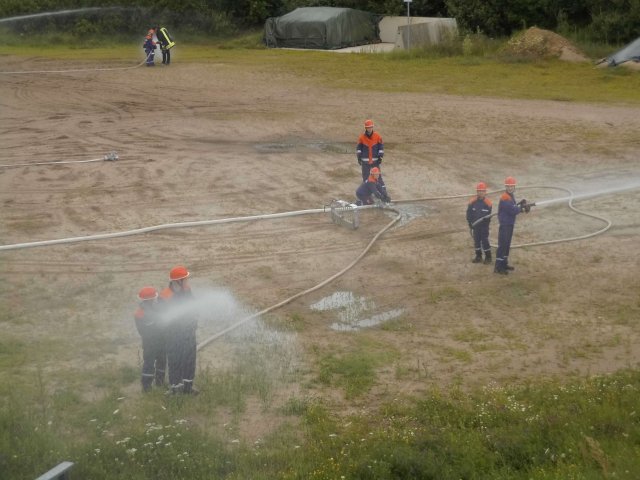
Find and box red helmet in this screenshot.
[138,286,158,301]
[364,119,374,128]
[370,167,381,175]
[476,182,487,191]
[504,176,517,187]
[169,265,190,281]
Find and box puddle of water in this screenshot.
[311,291,404,331]
[330,308,405,332]
[392,203,433,226]
[254,142,351,154]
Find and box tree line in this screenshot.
[1,0,639,43]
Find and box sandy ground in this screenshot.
[1,55,640,438]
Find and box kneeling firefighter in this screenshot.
[356,167,391,206]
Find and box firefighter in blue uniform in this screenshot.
[160,266,198,395]
[154,26,176,65]
[356,119,387,196]
[355,167,390,205]
[466,182,493,264]
[134,286,166,392]
[494,176,531,274]
[143,28,157,66]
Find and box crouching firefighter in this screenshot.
[134,287,167,392]
[355,167,391,206]
[466,182,493,264]
[494,176,534,275]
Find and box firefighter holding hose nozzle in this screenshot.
[134,287,167,392]
[494,176,534,275]
[143,28,157,66]
[160,266,199,395]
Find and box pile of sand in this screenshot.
[501,26,590,62]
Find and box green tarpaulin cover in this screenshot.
[264,7,380,50]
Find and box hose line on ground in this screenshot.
[197,205,401,351]
[0,155,118,169]
[0,54,152,75]
[466,186,612,249]
[0,184,626,351]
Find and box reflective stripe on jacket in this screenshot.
[356,131,384,163]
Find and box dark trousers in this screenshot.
[495,224,514,271]
[473,221,491,256]
[141,340,166,391]
[144,47,155,65]
[167,331,197,391]
[161,48,170,64]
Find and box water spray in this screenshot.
[533,183,640,207]
[0,7,119,24]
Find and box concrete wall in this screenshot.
[379,17,457,50]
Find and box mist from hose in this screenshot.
[0,8,121,24]
[158,286,252,332]
[155,286,300,384]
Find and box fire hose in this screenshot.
[0,183,635,352]
[468,186,613,249]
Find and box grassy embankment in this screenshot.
[2,32,640,104]
[1,34,640,479]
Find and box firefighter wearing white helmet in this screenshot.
[466,182,493,264]
[160,266,198,395]
[134,286,166,392]
[356,119,388,198]
[494,177,531,274]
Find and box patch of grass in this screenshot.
[0,338,27,368]
[439,345,474,363]
[427,285,463,304]
[317,340,397,398]
[3,39,640,104]
[278,396,313,416]
[452,326,490,343]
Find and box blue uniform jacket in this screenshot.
[466,196,492,225]
[356,131,384,164]
[497,192,521,226]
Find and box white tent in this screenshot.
[604,37,640,66]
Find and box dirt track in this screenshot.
[1,56,640,421]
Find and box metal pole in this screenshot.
[405,0,411,50]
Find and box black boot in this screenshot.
[472,253,483,263]
[483,251,492,265]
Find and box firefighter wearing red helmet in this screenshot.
[355,166,390,206]
[466,182,493,264]
[134,286,166,392]
[356,119,388,198]
[160,265,198,394]
[494,177,531,274]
